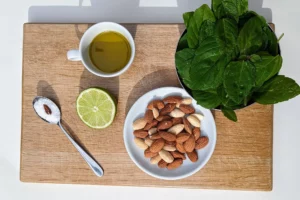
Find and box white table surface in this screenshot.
[0,0,299,199]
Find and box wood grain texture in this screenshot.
[21,24,273,190]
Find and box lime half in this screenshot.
[76,88,116,129]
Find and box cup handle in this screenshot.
[67,50,81,61]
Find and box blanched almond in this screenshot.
[134,137,148,150]
[133,118,147,130]
[163,145,177,151]
[168,124,184,135]
[144,137,153,146]
[187,115,200,127]
[150,155,162,164]
[152,108,159,119]
[159,150,174,163]
[192,113,204,121]
[148,128,157,135]
[182,98,193,105]
[169,109,185,118]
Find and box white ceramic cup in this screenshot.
[67,22,135,77]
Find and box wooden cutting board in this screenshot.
[21,23,273,191]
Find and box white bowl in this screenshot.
[123,87,217,180]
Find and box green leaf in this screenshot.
[254,75,300,104]
[224,61,255,103]
[175,48,195,81]
[199,20,216,44]
[216,18,239,58]
[217,85,242,108]
[255,55,282,87]
[177,33,188,51]
[187,5,216,49]
[192,90,221,109]
[238,11,260,29]
[221,106,237,122]
[183,11,194,28]
[238,16,267,55]
[250,54,261,63]
[236,0,248,16]
[215,0,239,22]
[263,26,279,56]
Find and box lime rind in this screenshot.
[76,88,116,129]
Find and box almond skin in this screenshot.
[176,142,186,153]
[167,158,183,170]
[163,96,182,104]
[157,120,173,130]
[150,133,161,139]
[165,140,176,146]
[143,120,158,130]
[170,151,186,160]
[193,127,201,140]
[195,136,209,149]
[179,104,195,114]
[187,150,198,162]
[183,117,192,134]
[176,132,190,143]
[144,148,158,158]
[158,160,168,168]
[159,131,176,142]
[160,103,176,115]
[159,150,174,163]
[172,117,183,125]
[133,118,147,130]
[134,137,148,150]
[156,115,172,122]
[150,138,165,153]
[147,100,165,110]
[133,130,148,138]
[183,134,195,152]
[144,110,154,123]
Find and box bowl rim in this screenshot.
[123,87,217,180]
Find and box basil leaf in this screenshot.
[254,75,300,104]
[216,18,239,59]
[177,33,188,51]
[264,26,279,56]
[187,5,215,49]
[238,11,260,29]
[224,61,255,103]
[238,16,267,55]
[199,20,216,44]
[217,85,242,109]
[215,0,239,22]
[250,54,261,63]
[221,106,237,122]
[183,11,194,28]
[255,55,282,87]
[192,90,221,109]
[175,48,195,80]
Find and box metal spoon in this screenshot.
[32,96,104,177]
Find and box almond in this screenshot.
[183,134,195,152]
[133,130,148,138]
[159,131,176,142]
[170,151,186,160]
[193,127,201,140]
[192,113,204,121]
[157,120,173,130]
[156,115,172,122]
[133,118,147,130]
[150,133,161,139]
[163,96,182,104]
[187,115,200,127]
[176,132,190,143]
[167,158,183,170]
[144,137,153,146]
[152,108,159,119]
[172,117,183,125]
[43,104,52,115]
[182,98,193,105]
[144,110,154,123]
[183,117,192,134]
[187,150,198,162]
[176,102,181,108]
[144,148,158,158]
[134,137,148,150]
[163,145,177,151]
[169,109,185,118]
[195,136,209,149]
[148,128,157,135]
[160,103,176,115]
[176,142,186,153]
[179,104,195,114]
[158,160,168,168]
[150,138,165,153]
[150,154,161,164]
[165,141,176,146]
[168,124,184,135]
[159,150,174,163]
[143,120,158,130]
[147,100,165,110]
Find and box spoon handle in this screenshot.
[58,121,104,177]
